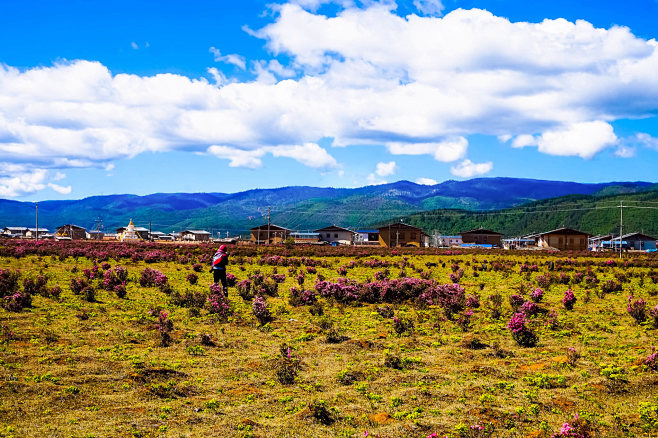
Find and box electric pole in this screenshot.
[35,202,38,241]
[149,220,152,242]
[619,200,623,259]
[267,206,271,245]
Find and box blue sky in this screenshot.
[1,0,658,201]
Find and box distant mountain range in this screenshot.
[2,178,655,236]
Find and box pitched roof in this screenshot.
[314,225,355,233]
[377,223,424,232]
[538,227,591,237]
[183,230,211,235]
[620,232,657,240]
[250,224,290,232]
[460,228,503,235]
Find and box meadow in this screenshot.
[1,240,658,437]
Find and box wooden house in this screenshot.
[2,227,28,238]
[181,230,211,242]
[355,230,379,245]
[437,235,463,247]
[25,228,49,239]
[377,223,428,247]
[619,232,657,251]
[314,225,355,245]
[56,224,87,240]
[460,229,503,247]
[250,224,290,245]
[290,232,321,244]
[86,230,104,240]
[537,227,590,251]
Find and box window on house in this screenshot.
[410,232,417,239]
[334,233,338,238]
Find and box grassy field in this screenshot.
[1,243,658,437]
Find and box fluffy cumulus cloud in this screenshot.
[416,177,437,185]
[3,3,658,196]
[450,159,493,178]
[375,160,397,176]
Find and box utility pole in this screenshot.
[35,202,39,242]
[396,229,399,247]
[619,200,623,259]
[267,206,271,245]
[149,220,152,242]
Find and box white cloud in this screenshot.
[48,182,72,194]
[131,42,139,50]
[375,160,397,176]
[511,134,537,149]
[209,47,247,70]
[366,173,387,185]
[614,145,636,158]
[634,133,658,149]
[450,159,493,178]
[207,146,266,168]
[416,177,437,185]
[536,121,618,159]
[270,142,338,168]
[3,5,658,196]
[386,137,467,162]
[0,166,70,197]
[414,0,444,16]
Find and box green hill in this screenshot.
[399,190,658,237]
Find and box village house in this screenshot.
[56,224,87,240]
[25,228,49,239]
[314,225,355,245]
[290,232,321,244]
[86,230,104,240]
[437,235,463,247]
[536,227,590,251]
[460,228,503,247]
[355,230,379,245]
[2,227,28,238]
[250,224,291,245]
[617,232,657,251]
[377,223,429,247]
[181,230,211,242]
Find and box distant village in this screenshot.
[2,218,656,252]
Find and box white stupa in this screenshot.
[120,219,142,242]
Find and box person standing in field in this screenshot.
[211,245,229,296]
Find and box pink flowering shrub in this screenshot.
[186,273,198,285]
[156,310,173,347]
[507,312,538,347]
[288,286,317,306]
[551,414,593,438]
[529,288,544,303]
[627,295,647,323]
[519,301,540,317]
[1,291,32,312]
[252,295,273,325]
[0,269,20,297]
[509,294,525,311]
[236,279,253,300]
[206,284,231,320]
[562,289,576,310]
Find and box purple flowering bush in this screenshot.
[530,288,544,303]
[252,295,273,325]
[507,312,538,347]
[206,284,231,321]
[562,289,577,311]
[627,295,647,323]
